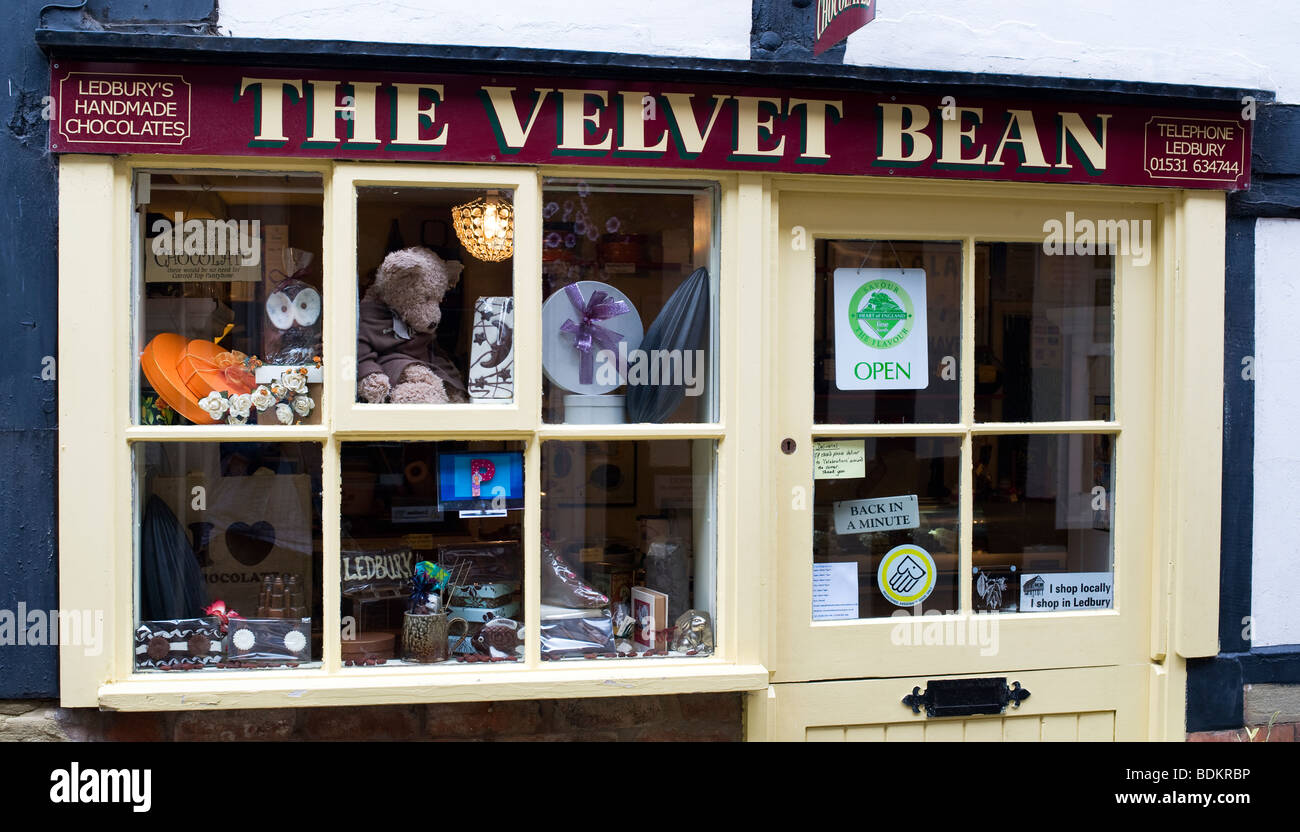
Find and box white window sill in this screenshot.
[96,661,770,711]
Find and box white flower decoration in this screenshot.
[250,385,276,411]
[226,412,248,426]
[275,403,294,425]
[281,370,307,394]
[198,392,229,421]
[228,393,253,420]
[291,395,315,418]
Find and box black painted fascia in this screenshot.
[34,30,1272,110]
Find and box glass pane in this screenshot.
[812,437,960,619]
[541,181,718,424]
[972,433,1115,613]
[356,187,515,404]
[974,243,1113,423]
[815,240,962,425]
[134,442,322,671]
[541,440,716,659]
[340,440,525,666]
[136,172,324,427]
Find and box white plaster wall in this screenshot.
[844,1,1299,104]
[216,0,753,60]
[1253,219,1300,648]
[220,1,1300,103]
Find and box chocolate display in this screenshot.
[472,615,522,657]
[341,631,394,664]
[436,541,520,583]
[539,607,614,658]
[670,609,714,656]
[541,541,609,608]
[134,618,224,670]
[256,573,308,618]
[225,618,311,664]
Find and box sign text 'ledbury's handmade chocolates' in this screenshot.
[49,61,1252,190]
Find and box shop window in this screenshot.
[135,172,324,427]
[339,440,525,665]
[122,165,724,688]
[812,239,1116,620]
[541,181,718,425]
[133,442,323,671]
[355,187,515,405]
[540,439,716,659]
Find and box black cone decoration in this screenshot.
[625,267,711,423]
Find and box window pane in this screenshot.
[134,442,322,671]
[541,440,716,659]
[972,433,1114,613]
[136,172,324,426]
[815,240,962,425]
[340,440,525,665]
[541,181,718,424]
[974,243,1114,423]
[356,187,515,405]
[812,437,960,619]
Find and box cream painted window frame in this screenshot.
[57,155,768,710]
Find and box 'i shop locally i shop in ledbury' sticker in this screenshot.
[877,544,937,607]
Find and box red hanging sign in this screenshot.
[814,0,877,56]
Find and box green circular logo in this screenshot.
[848,279,914,349]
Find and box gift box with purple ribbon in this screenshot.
[541,281,643,413]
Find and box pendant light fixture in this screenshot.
[452,190,514,262]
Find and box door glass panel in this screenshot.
[974,243,1113,423]
[812,437,960,620]
[814,240,962,425]
[972,433,1115,613]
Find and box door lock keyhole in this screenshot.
[781,438,797,455]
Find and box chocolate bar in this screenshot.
[135,618,224,670]
[225,618,311,664]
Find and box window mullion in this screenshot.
[959,235,976,613]
[523,435,542,668]
[321,435,342,673]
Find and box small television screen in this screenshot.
[437,451,524,511]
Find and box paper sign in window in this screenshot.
[833,268,929,390]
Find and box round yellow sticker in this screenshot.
[877,544,937,607]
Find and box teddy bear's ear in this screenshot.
[443,259,464,290]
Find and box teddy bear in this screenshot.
[357,246,469,404]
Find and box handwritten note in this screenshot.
[814,439,866,479]
[812,562,859,620]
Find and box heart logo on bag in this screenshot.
[225,521,276,566]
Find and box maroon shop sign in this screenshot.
[49,61,1251,190]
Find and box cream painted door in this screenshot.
[763,181,1160,740]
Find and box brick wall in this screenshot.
[1187,722,1297,742]
[0,693,743,741]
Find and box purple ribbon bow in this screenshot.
[559,284,630,385]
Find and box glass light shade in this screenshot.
[452,194,514,262]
